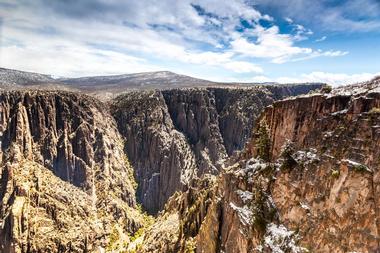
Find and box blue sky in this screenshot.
[0,0,379,85]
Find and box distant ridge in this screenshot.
[59,70,216,91]
[0,67,326,99]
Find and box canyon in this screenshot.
[135,76,380,253]
[0,67,379,253]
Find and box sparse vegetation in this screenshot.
[353,163,370,173]
[124,155,138,191]
[107,226,121,251]
[255,120,271,162]
[331,169,340,178]
[280,141,297,171]
[369,107,380,114]
[321,85,332,94]
[184,237,196,253]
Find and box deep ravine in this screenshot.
[111,84,322,214]
[9,79,380,252]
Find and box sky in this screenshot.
[0,0,379,86]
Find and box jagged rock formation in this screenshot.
[136,77,380,253]
[111,90,198,215]
[252,77,380,252]
[0,91,145,252]
[3,66,380,252]
[111,84,322,214]
[135,158,306,253]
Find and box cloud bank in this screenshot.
[0,0,350,77]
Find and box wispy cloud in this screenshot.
[0,0,362,78]
[315,36,327,42]
[253,0,380,33]
[244,72,380,86]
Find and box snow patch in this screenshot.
[262,223,307,253]
[293,149,319,165]
[235,158,268,178]
[331,109,348,116]
[342,159,372,173]
[236,190,253,203]
[229,202,253,226]
[300,202,310,210]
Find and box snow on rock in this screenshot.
[341,159,372,173]
[229,202,253,226]
[262,223,308,253]
[236,190,253,203]
[300,202,310,211]
[293,149,319,165]
[331,109,348,116]
[235,158,268,178]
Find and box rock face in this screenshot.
[111,84,322,214]
[136,77,380,253]
[111,90,197,215]
[254,77,380,252]
[0,91,144,252]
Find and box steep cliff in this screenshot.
[111,84,322,214]
[0,91,145,252]
[136,77,380,253]
[253,77,380,252]
[111,90,197,215]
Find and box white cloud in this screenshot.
[0,42,160,77]
[252,0,380,33]
[0,0,351,77]
[247,72,380,86]
[230,25,344,64]
[315,36,327,42]
[223,61,263,73]
[285,17,294,23]
[1,0,271,76]
[298,71,380,86]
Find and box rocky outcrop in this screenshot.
[111,84,322,214]
[136,78,380,253]
[111,90,197,214]
[0,91,145,252]
[252,77,380,252]
[136,157,306,253]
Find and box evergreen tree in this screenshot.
[280,140,297,171]
[256,121,271,162]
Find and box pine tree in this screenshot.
[280,140,297,171]
[255,121,271,162]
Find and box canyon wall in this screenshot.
[136,78,380,253]
[0,83,324,251]
[111,84,322,214]
[0,91,144,252]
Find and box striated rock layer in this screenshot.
[136,78,380,253]
[111,84,323,214]
[0,91,145,252]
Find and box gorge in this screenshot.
[0,68,379,253]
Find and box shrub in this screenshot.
[321,85,332,94]
[368,107,380,114]
[353,164,369,173]
[331,169,340,178]
[280,141,297,171]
